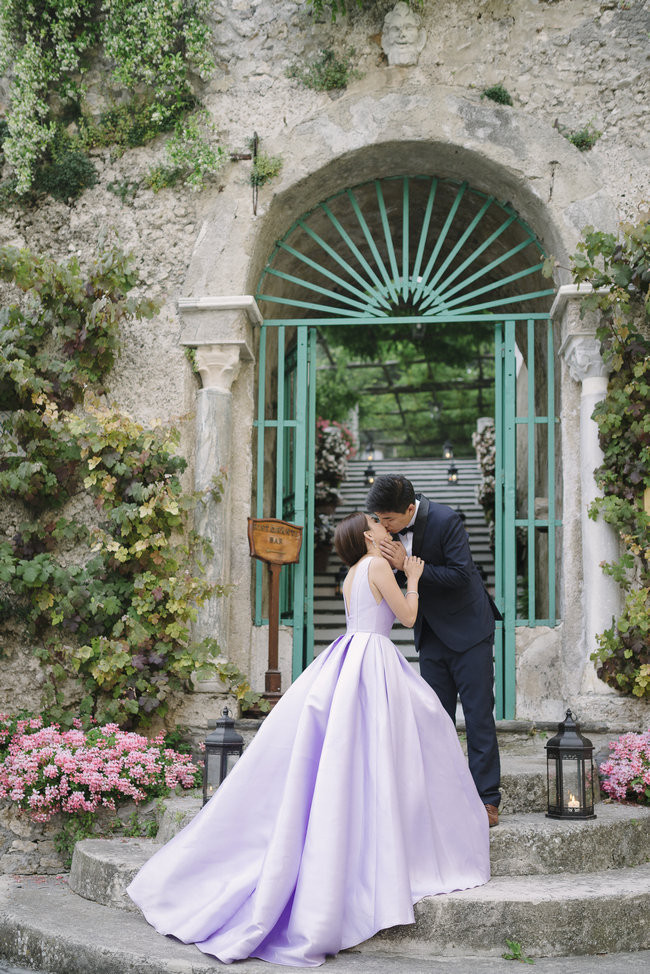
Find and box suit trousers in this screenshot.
[419,635,501,808]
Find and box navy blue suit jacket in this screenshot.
[400,495,495,655]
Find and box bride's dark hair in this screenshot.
[334,512,369,567]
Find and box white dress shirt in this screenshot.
[398,498,420,557]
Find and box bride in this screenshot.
[127,511,490,967]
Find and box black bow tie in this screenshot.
[397,527,412,537]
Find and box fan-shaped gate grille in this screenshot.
[257,176,554,321]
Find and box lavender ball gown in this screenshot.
[127,556,490,967]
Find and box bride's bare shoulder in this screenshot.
[368,556,393,579]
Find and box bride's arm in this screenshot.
[368,556,423,627]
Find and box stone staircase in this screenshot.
[60,728,650,961]
[315,457,494,659]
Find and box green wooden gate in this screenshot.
[253,176,559,716]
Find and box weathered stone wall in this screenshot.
[0,0,648,726]
[0,799,158,876]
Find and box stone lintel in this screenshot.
[178,295,263,326]
[550,283,609,320]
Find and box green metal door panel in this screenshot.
[253,325,315,680]
[303,327,317,669]
[502,320,518,719]
[493,322,505,717]
[493,316,559,719]
[252,176,560,714]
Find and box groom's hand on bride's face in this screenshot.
[379,538,406,570]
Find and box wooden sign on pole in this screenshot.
[247,518,303,700]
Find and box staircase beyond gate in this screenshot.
[314,457,495,660]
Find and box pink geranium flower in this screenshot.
[599,731,650,806]
[0,715,201,822]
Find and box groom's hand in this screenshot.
[379,538,406,570]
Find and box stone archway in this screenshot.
[178,89,632,723]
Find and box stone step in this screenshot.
[69,837,154,913]
[68,804,650,917]
[4,875,649,974]
[489,804,650,876]
[364,863,650,958]
[67,810,650,962]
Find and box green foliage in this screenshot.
[250,152,283,189]
[101,0,214,98]
[306,0,423,21]
[53,804,159,868]
[287,48,360,92]
[0,241,267,726]
[54,810,96,868]
[0,1,99,193]
[78,94,196,155]
[562,122,602,152]
[575,212,650,698]
[32,143,98,203]
[0,118,9,156]
[212,659,271,715]
[0,0,215,198]
[318,322,494,457]
[146,110,225,193]
[481,84,513,106]
[502,939,534,964]
[307,0,363,18]
[107,179,140,205]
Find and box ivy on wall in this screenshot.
[0,241,266,727]
[568,212,650,699]
[0,0,218,198]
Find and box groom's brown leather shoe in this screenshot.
[485,804,499,827]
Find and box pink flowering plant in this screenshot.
[0,713,201,824]
[598,730,650,806]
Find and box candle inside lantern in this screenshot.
[567,793,580,809]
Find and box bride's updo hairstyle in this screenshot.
[334,512,369,567]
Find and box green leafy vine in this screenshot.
[0,0,218,199]
[0,240,266,726]
[569,211,650,698]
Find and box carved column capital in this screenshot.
[195,344,243,392]
[559,332,609,385]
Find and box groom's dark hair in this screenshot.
[366,475,415,513]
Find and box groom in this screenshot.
[366,474,501,826]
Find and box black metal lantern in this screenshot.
[364,463,376,487]
[442,440,454,460]
[447,462,458,484]
[545,709,596,820]
[202,708,244,805]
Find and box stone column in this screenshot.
[179,297,259,684]
[555,286,621,692]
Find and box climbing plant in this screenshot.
[287,48,360,91]
[0,0,216,198]
[306,0,423,21]
[0,241,266,727]
[568,211,650,698]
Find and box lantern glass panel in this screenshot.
[226,750,240,775]
[584,762,595,805]
[547,758,558,808]
[204,750,222,801]
[561,757,582,810]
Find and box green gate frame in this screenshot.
[253,176,560,717]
